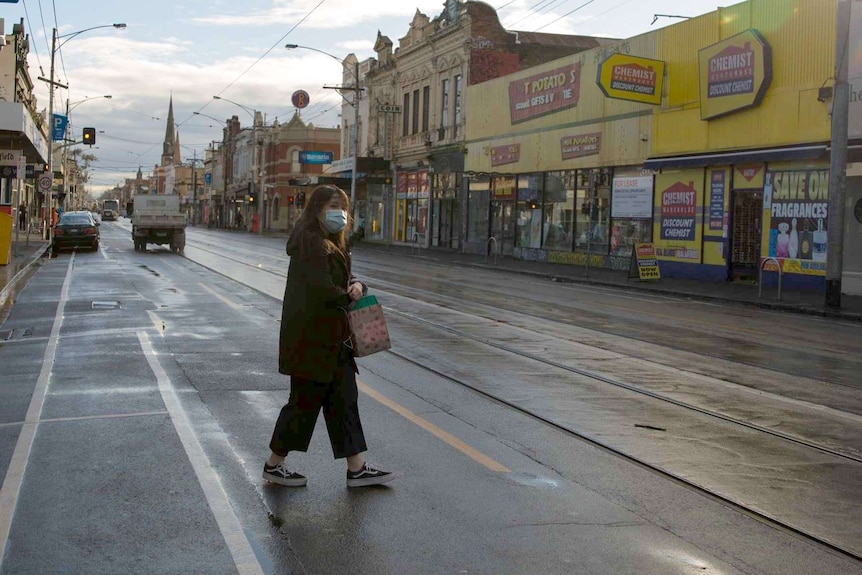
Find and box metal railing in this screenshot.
[758,257,783,300]
[486,236,499,267]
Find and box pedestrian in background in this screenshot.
[18,203,26,231]
[263,185,394,488]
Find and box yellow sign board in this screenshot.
[597,53,665,105]
[698,29,772,120]
[630,243,661,281]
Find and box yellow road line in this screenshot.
[358,381,510,473]
[199,282,244,311]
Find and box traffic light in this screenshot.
[297,191,306,209]
[288,196,295,204]
[82,127,96,146]
[248,193,256,204]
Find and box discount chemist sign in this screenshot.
[698,29,772,120]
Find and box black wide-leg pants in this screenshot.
[268,356,367,459]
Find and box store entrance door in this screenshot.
[490,201,514,256]
[731,190,763,281]
[436,199,460,249]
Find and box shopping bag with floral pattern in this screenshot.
[347,295,392,357]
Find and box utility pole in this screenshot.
[826,0,852,308]
[323,59,361,223]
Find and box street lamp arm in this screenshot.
[57,23,126,50]
[285,44,357,83]
[68,95,112,112]
[193,111,225,124]
[212,96,256,121]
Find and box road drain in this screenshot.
[92,301,122,310]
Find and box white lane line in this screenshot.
[0,253,74,568]
[137,331,265,575]
[0,411,170,429]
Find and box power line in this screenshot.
[20,0,45,75]
[534,0,598,32]
[505,0,567,29]
[177,0,327,129]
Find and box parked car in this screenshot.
[90,211,102,225]
[52,211,100,254]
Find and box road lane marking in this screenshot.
[0,411,170,429]
[0,254,74,568]
[138,332,265,575]
[199,282,244,311]
[357,380,510,473]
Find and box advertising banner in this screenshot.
[561,132,601,160]
[660,180,698,241]
[491,143,521,167]
[597,53,665,105]
[698,29,772,120]
[611,176,653,219]
[299,151,333,164]
[708,170,726,230]
[850,1,862,139]
[508,63,581,124]
[653,170,703,262]
[734,164,765,189]
[764,169,829,275]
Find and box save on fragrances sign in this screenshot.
[850,1,862,139]
[698,29,772,120]
[596,53,665,105]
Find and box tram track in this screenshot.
[179,232,862,562]
[385,345,862,564]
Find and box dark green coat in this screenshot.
[278,230,356,382]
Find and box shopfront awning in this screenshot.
[643,144,828,170]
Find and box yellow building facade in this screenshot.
[464,0,839,289]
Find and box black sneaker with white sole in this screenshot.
[346,463,395,487]
[262,461,307,487]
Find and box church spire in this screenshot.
[162,96,175,166]
[174,130,181,165]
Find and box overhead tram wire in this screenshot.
[20,1,46,75]
[50,0,69,86]
[534,0,598,32]
[176,0,327,130]
[505,0,569,29]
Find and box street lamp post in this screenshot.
[39,23,125,240]
[63,95,111,210]
[285,44,361,226]
[213,96,265,234]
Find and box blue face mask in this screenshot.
[323,209,347,233]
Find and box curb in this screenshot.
[0,245,50,308]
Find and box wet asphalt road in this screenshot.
[0,221,860,575]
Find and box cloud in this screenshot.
[193,0,444,29]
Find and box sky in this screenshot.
[1,0,734,193]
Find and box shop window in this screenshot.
[402,93,410,137]
[543,171,575,251]
[412,89,420,135]
[453,74,462,138]
[575,169,611,253]
[467,175,490,242]
[441,78,450,133]
[516,174,543,248]
[422,86,430,133]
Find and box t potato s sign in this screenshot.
[698,29,772,120]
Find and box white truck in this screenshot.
[131,195,187,253]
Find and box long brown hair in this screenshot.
[292,185,352,259]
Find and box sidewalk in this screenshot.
[355,241,862,322]
[0,231,50,308]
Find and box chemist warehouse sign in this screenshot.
[698,29,773,120]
